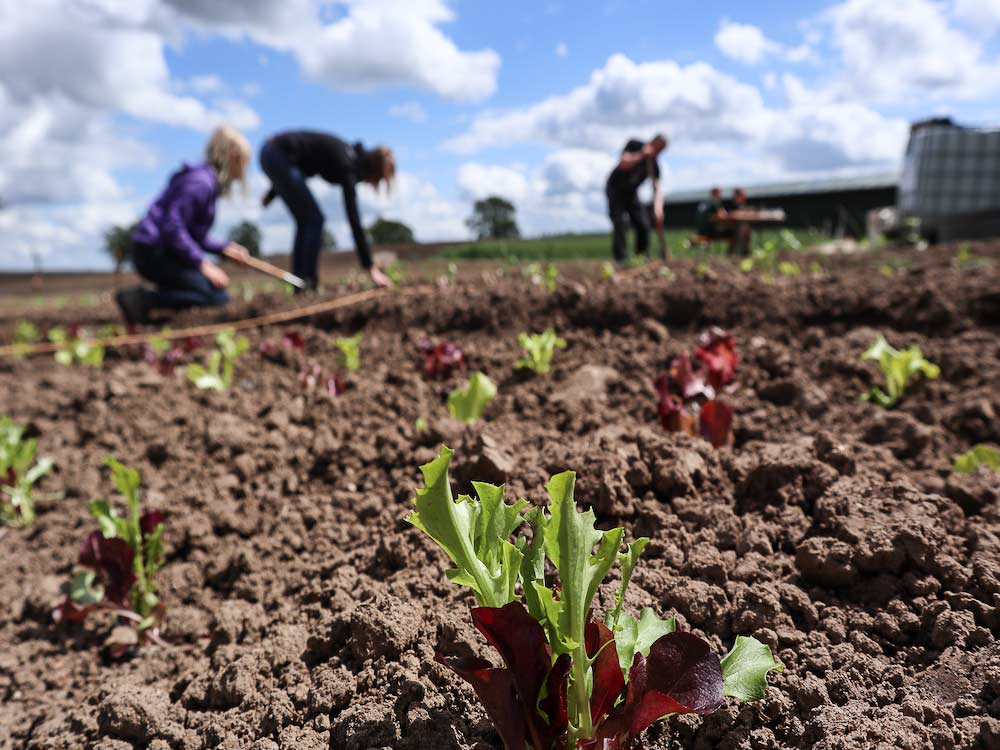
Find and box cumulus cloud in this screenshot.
[0,1,259,132]
[714,21,783,65]
[445,53,905,177]
[825,0,1000,104]
[715,20,816,65]
[953,0,1000,32]
[167,0,501,102]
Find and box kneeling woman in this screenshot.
[115,126,252,324]
[260,131,394,290]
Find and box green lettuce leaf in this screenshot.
[448,372,497,424]
[543,470,624,654]
[954,444,1000,475]
[614,606,676,676]
[721,635,784,701]
[406,446,526,608]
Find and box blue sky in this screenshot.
[2,0,1000,270]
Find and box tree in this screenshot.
[104,223,137,273]
[321,228,337,250]
[228,220,262,258]
[466,196,520,240]
[369,217,415,244]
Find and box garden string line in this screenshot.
[0,259,667,359]
[0,285,409,358]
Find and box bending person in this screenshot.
[115,126,252,325]
[260,131,394,290]
[605,134,668,263]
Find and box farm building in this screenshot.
[662,173,898,237]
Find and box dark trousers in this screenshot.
[260,140,324,285]
[133,246,229,310]
[608,189,649,262]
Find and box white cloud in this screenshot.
[715,21,783,65]
[825,0,1000,104]
[953,0,1000,31]
[714,20,816,65]
[446,55,769,154]
[457,164,533,204]
[0,2,259,132]
[445,53,906,178]
[389,102,429,123]
[167,0,501,102]
[555,42,569,58]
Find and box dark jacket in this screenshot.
[269,131,373,268]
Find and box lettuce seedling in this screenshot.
[517,329,567,375]
[14,320,40,344]
[144,334,204,375]
[418,339,466,379]
[185,329,249,391]
[408,447,782,749]
[448,372,497,424]
[48,327,104,367]
[954,444,1000,475]
[655,329,738,448]
[0,417,54,527]
[694,327,739,391]
[300,363,346,398]
[335,334,362,372]
[525,263,559,292]
[862,335,940,408]
[53,458,166,652]
[260,329,306,362]
[778,261,801,277]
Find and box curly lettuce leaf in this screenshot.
[406,446,526,608]
[448,372,497,424]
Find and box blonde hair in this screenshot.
[368,146,396,193]
[205,125,251,196]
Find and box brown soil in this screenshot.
[1,244,999,750]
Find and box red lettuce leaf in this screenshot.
[435,654,528,750]
[695,328,738,391]
[472,603,553,726]
[654,380,698,436]
[419,340,466,379]
[282,330,305,350]
[440,602,569,749]
[668,354,714,401]
[52,598,95,624]
[586,621,624,723]
[540,653,571,730]
[140,511,165,537]
[699,400,733,448]
[588,632,724,749]
[79,532,135,607]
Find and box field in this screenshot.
[1,242,999,750]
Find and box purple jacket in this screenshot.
[133,162,226,267]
